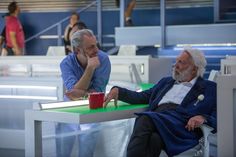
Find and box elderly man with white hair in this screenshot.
[104,48,216,157]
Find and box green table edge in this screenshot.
[45,83,154,114]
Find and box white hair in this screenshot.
[70,29,94,52]
[184,47,207,77]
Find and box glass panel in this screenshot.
[31,64,61,77]
[0,64,30,77]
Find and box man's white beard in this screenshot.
[172,66,193,82]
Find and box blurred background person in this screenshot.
[0,27,6,56]
[64,12,87,55]
[0,13,9,56]
[116,0,136,26]
[6,1,25,55]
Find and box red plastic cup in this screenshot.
[88,92,105,109]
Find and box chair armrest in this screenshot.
[200,124,214,137]
[199,124,214,157]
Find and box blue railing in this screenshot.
[25,1,99,46]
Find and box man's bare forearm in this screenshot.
[73,66,95,91]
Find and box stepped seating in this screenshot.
[0,0,213,11]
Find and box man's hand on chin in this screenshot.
[87,55,100,70]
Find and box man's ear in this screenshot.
[75,47,81,54]
[72,49,78,55]
[192,66,198,74]
[76,48,80,53]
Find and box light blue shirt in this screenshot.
[159,77,197,105]
[60,50,111,93]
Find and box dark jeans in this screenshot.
[127,103,178,157]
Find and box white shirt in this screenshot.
[159,77,197,105]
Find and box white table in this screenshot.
[25,103,147,157]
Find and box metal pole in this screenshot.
[214,0,220,22]
[97,0,102,45]
[57,24,62,46]
[160,0,166,49]
[120,0,125,27]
